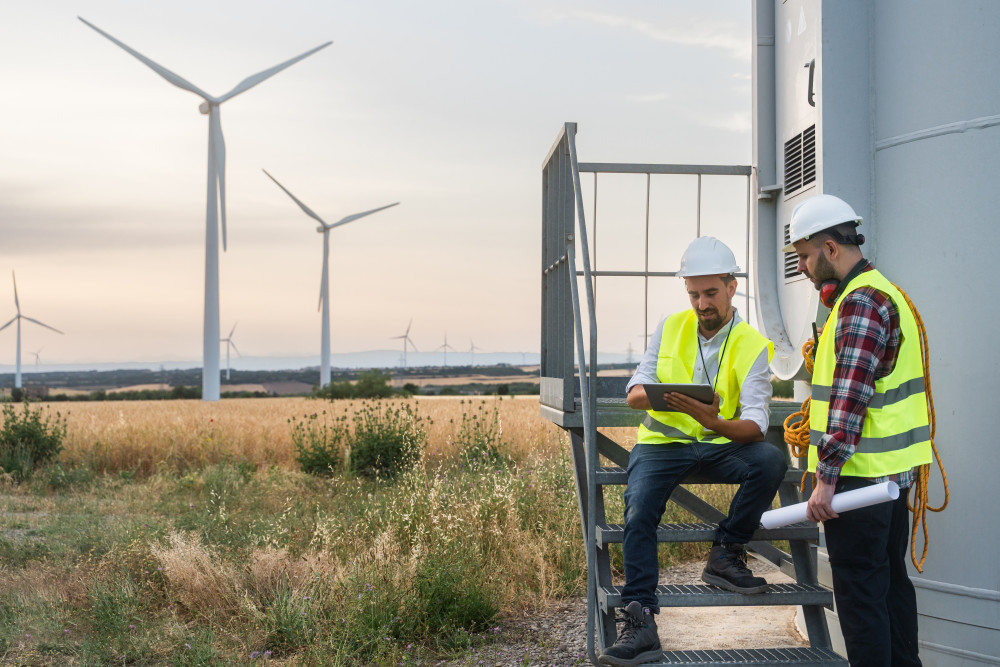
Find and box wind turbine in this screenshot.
[32,348,43,367]
[80,17,331,402]
[0,272,63,390]
[468,339,480,367]
[436,332,455,367]
[262,170,398,387]
[391,319,418,369]
[220,322,241,382]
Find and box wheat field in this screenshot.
[43,395,636,475]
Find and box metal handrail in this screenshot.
[563,122,602,662]
[542,122,756,663]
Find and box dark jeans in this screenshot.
[620,440,787,611]
[824,476,921,667]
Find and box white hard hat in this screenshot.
[677,236,741,278]
[782,194,863,252]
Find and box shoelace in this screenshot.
[726,547,753,575]
[614,610,643,643]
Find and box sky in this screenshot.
[0,0,753,370]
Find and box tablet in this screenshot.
[641,383,714,412]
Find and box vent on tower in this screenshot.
[783,124,816,196]
[783,223,799,279]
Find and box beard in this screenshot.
[697,307,727,334]
[806,252,838,289]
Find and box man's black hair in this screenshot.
[810,222,865,247]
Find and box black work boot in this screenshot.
[598,601,662,666]
[701,543,769,594]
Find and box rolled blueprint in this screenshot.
[760,481,899,529]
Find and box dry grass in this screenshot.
[46,396,568,475]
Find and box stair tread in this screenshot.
[595,521,818,545]
[597,466,807,484]
[600,583,832,609]
[642,646,846,665]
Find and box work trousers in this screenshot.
[620,439,787,611]
[824,476,921,667]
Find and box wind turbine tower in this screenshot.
[0,272,63,390]
[80,17,331,401]
[220,322,241,382]
[436,333,454,367]
[263,170,398,387]
[391,319,417,369]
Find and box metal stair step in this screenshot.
[597,467,809,486]
[645,647,846,665]
[599,583,833,610]
[595,521,818,546]
[596,466,629,484]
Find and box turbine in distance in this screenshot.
[262,169,398,388]
[80,17,331,402]
[220,322,241,382]
[0,272,64,390]
[390,318,418,369]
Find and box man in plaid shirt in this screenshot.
[788,194,928,667]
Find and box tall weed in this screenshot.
[0,401,66,480]
[454,399,510,468]
[291,410,349,476]
[349,400,426,479]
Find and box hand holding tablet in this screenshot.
[641,383,714,412]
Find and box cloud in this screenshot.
[627,92,670,103]
[540,8,749,60]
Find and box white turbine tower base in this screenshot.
[80,17,331,401]
[263,170,398,388]
[0,272,63,390]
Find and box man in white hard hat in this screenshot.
[788,194,929,667]
[599,236,785,667]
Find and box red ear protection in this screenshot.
[820,280,839,308]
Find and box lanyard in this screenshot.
[697,316,735,392]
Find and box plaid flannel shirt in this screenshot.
[816,261,915,489]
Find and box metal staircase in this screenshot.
[539,123,846,666]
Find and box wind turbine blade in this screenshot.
[230,341,242,357]
[0,316,17,333]
[217,41,332,103]
[407,337,419,353]
[78,17,214,100]
[21,316,64,335]
[405,318,412,336]
[328,202,400,230]
[12,271,19,313]
[211,109,228,251]
[262,170,328,226]
[228,322,238,338]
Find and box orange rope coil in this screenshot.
[781,289,948,572]
[893,284,949,573]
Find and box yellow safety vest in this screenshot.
[637,310,774,445]
[809,269,932,477]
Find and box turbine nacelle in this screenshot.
[316,225,326,233]
[198,100,213,114]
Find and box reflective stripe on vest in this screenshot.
[808,269,932,476]
[637,309,773,446]
[810,376,926,410]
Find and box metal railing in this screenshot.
[540,122,755,662]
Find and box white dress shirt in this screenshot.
[625,308,772,438]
